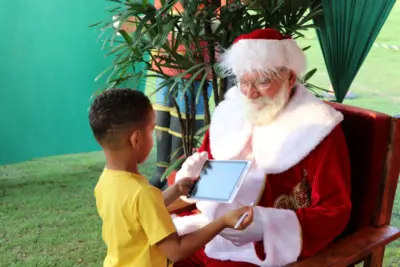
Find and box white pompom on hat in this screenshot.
[219,28,307,78]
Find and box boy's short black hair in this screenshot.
[89,88,152,147]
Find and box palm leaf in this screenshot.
[160,155,186,182]
[195,69,209,104]
[179,65,207,96]
[302,68,317,82]
[92,0,325,160]
[195,124,210,136]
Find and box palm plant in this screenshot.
[92,0,324,184]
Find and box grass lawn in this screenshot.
[1,3,400,267]
[1,149,399,267]
[297,3,400,116]
[0,150,156,267]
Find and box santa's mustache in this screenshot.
[241,83,289,126]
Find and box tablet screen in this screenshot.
[188,160,249,202]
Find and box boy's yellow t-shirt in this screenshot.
[94,168,176,267]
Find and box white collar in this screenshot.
[209,84,343,173]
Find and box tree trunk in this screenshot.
[204,12,220,106]
[202,79,211,125]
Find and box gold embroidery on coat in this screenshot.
[273,169,311,211]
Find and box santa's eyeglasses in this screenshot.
[238,78,272,91]
[236,67,290,91]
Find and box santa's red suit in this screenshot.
[172,29,352,267]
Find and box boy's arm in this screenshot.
[162,185,180,207]
[137,186,252,263]
[157,206,252,262]
[164,177,197,206]
[156,217,226,262]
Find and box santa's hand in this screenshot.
[175,152,208,203]
[175,151,208,182]
[219,208,263,246]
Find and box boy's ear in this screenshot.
[129,130,140,149]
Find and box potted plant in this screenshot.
[92,0,324,188]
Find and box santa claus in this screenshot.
[171,28,352,267]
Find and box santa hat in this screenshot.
[219,28,306,78]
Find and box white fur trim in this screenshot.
[210,84,343,174]
[205,235,260,264]
[219,39,306,78]
[257,208,302,266]
[173,213,209,235]
[203,207,302,266]
[224,84,243,100]
[210,96,252,161]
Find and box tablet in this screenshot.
[187,160,252,203]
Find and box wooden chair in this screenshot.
[167,102,400,267]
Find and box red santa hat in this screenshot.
[219,28,307,78]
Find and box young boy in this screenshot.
[89,88,253,267]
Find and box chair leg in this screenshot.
[363,246,385,267]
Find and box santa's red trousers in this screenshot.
[174,248,257,267]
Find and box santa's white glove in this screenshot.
[175,151,208,203]
[176,151,209,180]
[219,207,263,246]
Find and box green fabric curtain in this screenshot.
[315,0,396,103]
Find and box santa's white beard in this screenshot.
[241,83,289,126]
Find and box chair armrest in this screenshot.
[287,226,400,267]
[167,198,196,214]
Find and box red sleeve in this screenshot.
[197,130,214,159]
[297,125,352,258]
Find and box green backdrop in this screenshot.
[0,1,125,165]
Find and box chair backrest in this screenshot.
[328,102,400,234]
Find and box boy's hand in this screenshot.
[222,206,254,230]
[175,177,198,196]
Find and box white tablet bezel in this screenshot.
[187,159,252,203]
